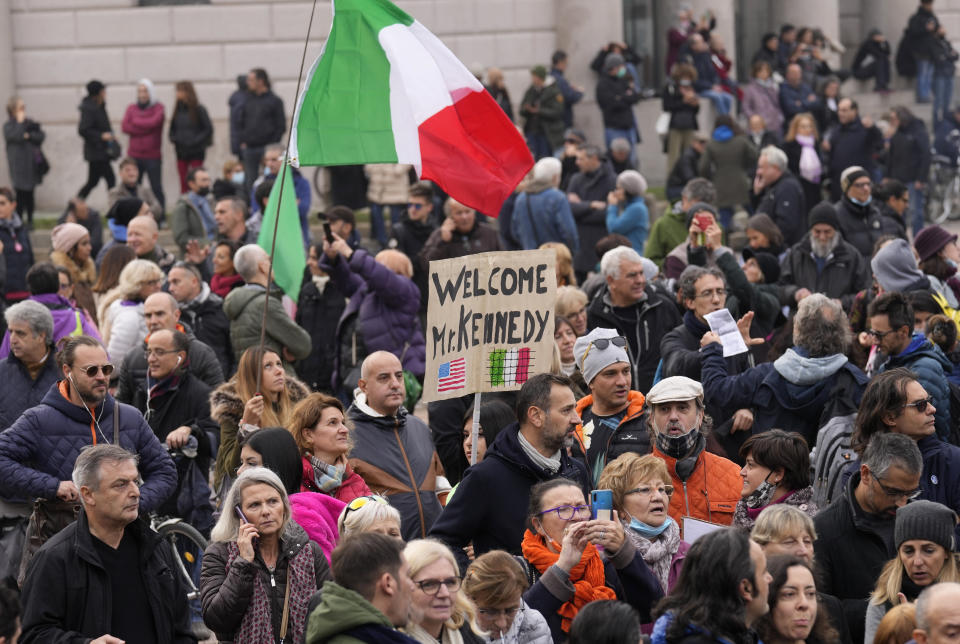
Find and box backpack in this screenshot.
[810,413,857,508]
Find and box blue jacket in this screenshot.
[778,82,819,122]
[429,422,592,572]
[879,333,953,440]
[0,352,59,430]
[550,67,584,128]
[511,186,579,252]
[701,343,868,447]
[606,196,650,254]
[935,113,960,165]
[0,382,176,510]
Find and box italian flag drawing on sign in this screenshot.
[289,0,533,215]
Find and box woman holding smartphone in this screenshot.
[200,467,331,644]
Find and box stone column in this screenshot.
[771,0,841,44]
[0,0,14,185]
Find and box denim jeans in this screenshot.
[934,74,954,128]
[604,127,637,167]
[909,182,927,236]
[917,59,934,102]
[135,157,165,211]
[699,89,733,115]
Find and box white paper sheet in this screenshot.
[704,308,749,357]
[682,516,725,543]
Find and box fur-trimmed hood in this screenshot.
[209,376,311,425]
[50,250,97,285]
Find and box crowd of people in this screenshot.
[5,3,960,644]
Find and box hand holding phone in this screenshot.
[235,505,259,560]
[591,489,613,521]
[323,222,334,244]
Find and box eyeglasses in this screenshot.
[413,576,462,595]
[477,605,523,620]
[77,364,114,378]
[904,396,935,413]
[565,308,587,320]
[407,202,427,210]
[537,504,591,520]
[873,475,922,500]
[342,495,389,519]
[580,336,627,363]
[694,288,726,299]
[867,328,897,340]
[625,484,675,497]
[145,348,178,358]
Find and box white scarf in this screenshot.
[796,134,822,183]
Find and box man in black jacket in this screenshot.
[905,0,940,103]
[77,80,116,199]
[823,98,883,200]
[666,135,706,201]
[587,246,681,393]
[429,373,589,572]
[886,107,931,236]
[20,444,194,643]
[168,262,233,377]
[596,53,641,165]
[567,145,617,281]
[834,166,901,258]
[813,432,922,644]
[752,146,806,247]
[237,68,285,196]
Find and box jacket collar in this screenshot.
[72,510,157,568]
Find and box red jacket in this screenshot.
[122,102,164,159]
[299,456,371,504]
[652,444,741,536]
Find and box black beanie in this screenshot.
[895,500,957,551]
[106,197,144,227]
[685,202,719,227]
[742,247,781,284]
[808,202,840,231]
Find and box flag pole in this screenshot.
[255,0,320,394]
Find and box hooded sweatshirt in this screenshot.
[871,238,932,293]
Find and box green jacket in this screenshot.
[715,250,782,337]
[170,194,208,256]
[306,582,397,644]
[644,204,688,268]
[520,82,566,150]
[223,283,311,370]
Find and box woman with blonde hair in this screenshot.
[200,467,331,644]
[463,550,552,643]
[211,346,310,493]
[288,392,371,503]
[97,258,163,361]
[555,285,588,336]
[872,602,916,644]
[337,494,403,539]
[403,539,483,644]
[864,500,960,643]
[781,112,823,213]
[539,242,577,287]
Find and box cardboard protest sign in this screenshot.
[423,249,557,402]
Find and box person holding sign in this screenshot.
[570,328,649,484]
[645,376,741,531]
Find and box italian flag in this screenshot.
[289,0,533,215]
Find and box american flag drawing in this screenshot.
[437,357,467,392]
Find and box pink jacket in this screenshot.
[122,102,164,159]
[289,492,346,564]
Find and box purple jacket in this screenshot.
[321,249,425,386]
[0,293,101,358]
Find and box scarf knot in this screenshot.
[795,134,822,183]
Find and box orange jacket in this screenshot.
[653,444,741,535]
[572,390,646,456]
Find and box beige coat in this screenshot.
[364,163,412,205]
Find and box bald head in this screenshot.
[915,582,960,643]
[143,292,181,333]
[126,214,159,256]
[358,351,405,417]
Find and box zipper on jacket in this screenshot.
[270,572,276,587]
[682,481,690,517]
[394,422,427,537]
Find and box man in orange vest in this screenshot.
[645,375,741,531]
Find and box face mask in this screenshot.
[232,171,245,186]
[264,167,272,178]
[655,427,700,459]
[616,67,627,78]
[743,472,779,509]
[195,186,210,197]
[850,195,872,206]
[628,515,673,538]
[948,259,958,269]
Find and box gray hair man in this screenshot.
[813,432,922,643]
[19,444,193,642]
[0,300,58,427]
[587,245,681,392]
[753,145,806,246]
[167,261,233,376]
[913,582,960,644]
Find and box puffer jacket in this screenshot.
[103,299,146,364]
[778,233,872,311]
[200,524,331,644]
[179,283,234,377]
[223,283,312,372]
[348,394,444,541]
[573,391,649,484]
[0,213,33,300]
[365,164,412,205]
[114,324,225,406]
[0,381,176,509]
[878,333,953,440]
[0,293,101,358]
[77,95,112,162]
[321,249,425,388]
[210,376,311,490]
[653,439,741,531]
[511,181,579,252]
[0,351,58,429]
[19,511,194,644]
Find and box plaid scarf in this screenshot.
[306,454,345,494]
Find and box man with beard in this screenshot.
[430,373,591,570]
[646,376,741,531]
[814,432,922,643]
[868,291,952,439]
[779,202,871,311]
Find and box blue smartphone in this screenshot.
[235,505,258,548]
[591,489,613,521]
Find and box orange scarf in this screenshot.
[520,529,617,632]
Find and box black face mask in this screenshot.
[195,186,210,197]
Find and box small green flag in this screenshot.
[257,167,305,299]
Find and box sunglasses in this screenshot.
[580,336,627,363]
[904,396,935,414]
[343,495,389,518]
[77,364,114,378]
